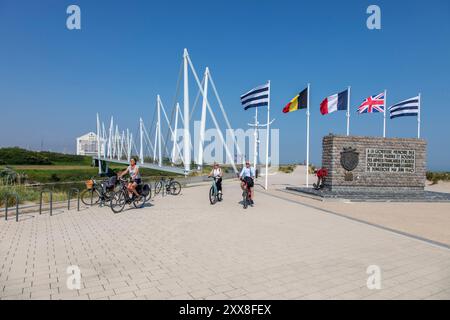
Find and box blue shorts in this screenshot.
[133,178,142,185]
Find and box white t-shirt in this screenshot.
[127,165,141,180]
[212,168,222,178]
[240,166,255,178]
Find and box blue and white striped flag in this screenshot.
[240,82,270,111]
[389,96,420,119]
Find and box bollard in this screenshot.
[68,189,80,212]
[39,192,43,215]
[50,192,53,216]
[15,195,19,222]
[4,196,8,221]
[40,190,53,215]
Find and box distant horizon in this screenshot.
[0,143,448,172]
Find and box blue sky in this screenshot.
[0,0,449,170]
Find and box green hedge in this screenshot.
[426,172,450,185]
[0,147,90,165]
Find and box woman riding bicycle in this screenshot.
[118,158,142,199]
[208,162,223,195]
[239,161,255,205]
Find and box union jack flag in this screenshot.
[357,92,385,114]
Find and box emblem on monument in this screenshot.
[340,147,359,172]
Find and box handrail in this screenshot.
[4,193,19,222]
[39,189,53,216]
[68,188,80,211]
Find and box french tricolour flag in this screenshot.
[320,90,348,115]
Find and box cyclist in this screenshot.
[208,162,223,196]
[118,158,142,199]
[239,161,255,205]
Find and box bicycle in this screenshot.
[154,177,182,196]
[110,178,150,213]
[80,176,117,206]
[240,178,253,209]
[208,176,223,205]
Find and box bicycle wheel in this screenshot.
[144,184,152,201]
[169,181,181,195]
[154,181,162,195]
[110,190,126,213]
[81,188,100,206]
[133,195,146,209]
[242,190,248,209]
[209,187,217,205]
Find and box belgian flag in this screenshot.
[283,87,308,113]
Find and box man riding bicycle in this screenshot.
[118,158,142,200]
[208,162,223,196]
[239,161,255,205]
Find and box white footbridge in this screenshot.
[94,49,249,176]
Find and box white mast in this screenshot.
[96,113,101,174]
[171,103,180,164]
[253,108,259,169]
[418,93,421,139]
[198,67,209,168]
[264,80,271,190]
[306,83,310,188]
[157,95,162,167]
[139,117,144,164]
[108,117,114,159]
[153,122,158,163]
[183,49,191,174]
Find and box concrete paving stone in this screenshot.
[88,289,115,300]
[109,292,137,300]
[1,180,450,300]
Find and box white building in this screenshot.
[76,132,104,156]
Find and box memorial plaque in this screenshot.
[366,148,415,173]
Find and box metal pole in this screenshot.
[68,190,71,211]
[383,89,387,138]
[306,83,310,188]
[140,118,144,164]
[77,191,80,211]
[347,86,351,136]
[39,192,43,215]
[153,122,158,163]
[183,49,191,174]
[171,103,180,164]
[97,113,102,174]
[5,196,8,220]
[418,93,421,139]
[198,68,209,168]
[50,192,53,216]
[253,107,258,170]
[157,95,162,167]
[15,195,19,222]
[264,81,271,191]
[108,117,113,159]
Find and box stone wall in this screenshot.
[321,135,427,192]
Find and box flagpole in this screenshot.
[264,80,271,191]
[418,93,421,139]
[347,86,351,136]
[383,89,387,138]
[253,108,258,170]
[306,83,310,188]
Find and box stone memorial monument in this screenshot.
[321,134,426,192]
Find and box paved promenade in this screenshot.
[1,176,450,300]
